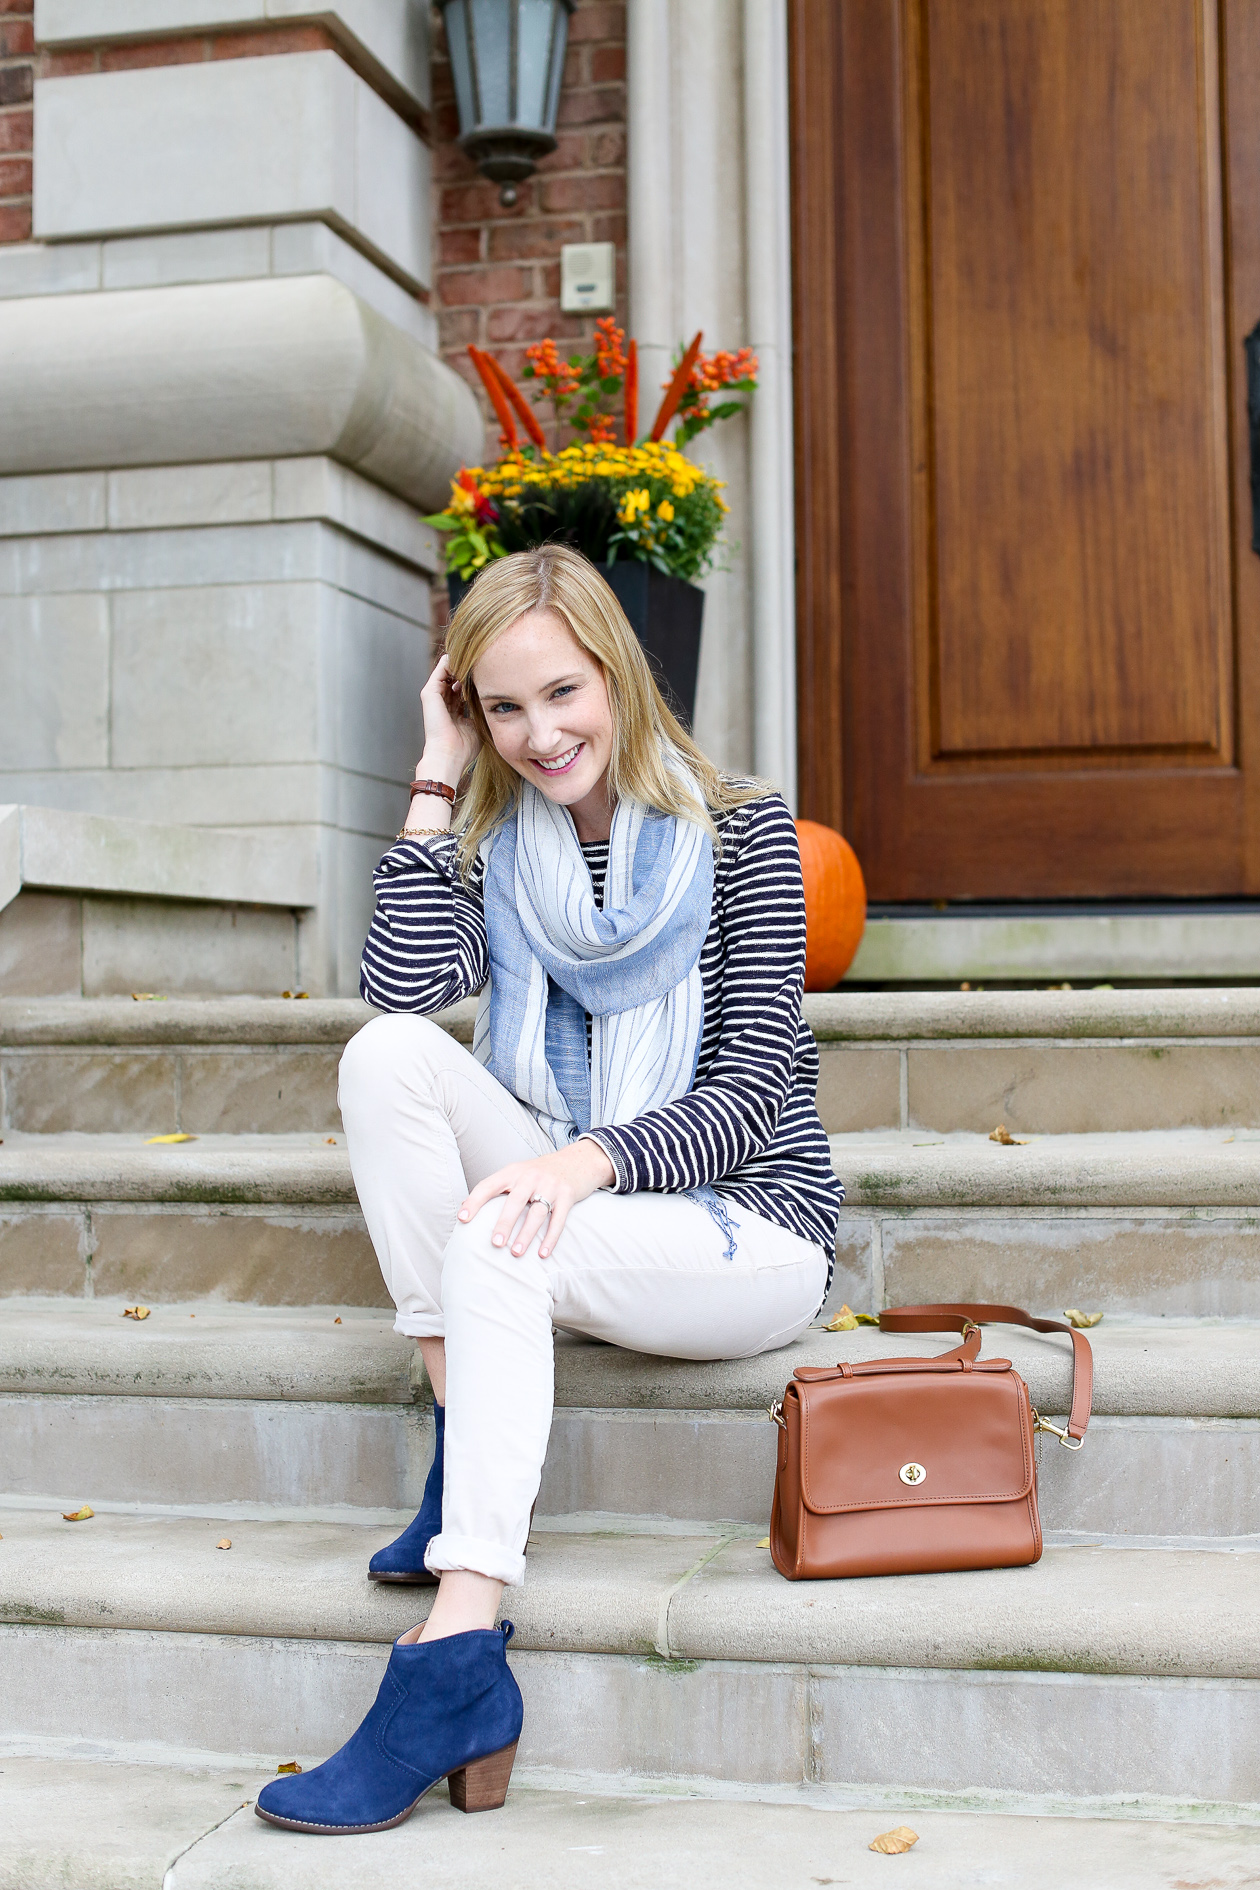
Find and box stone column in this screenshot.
[0,5,482,993]
[626,0,797,804]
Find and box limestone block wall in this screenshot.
[0,4,482,994]
[0,457,438,994]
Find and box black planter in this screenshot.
[447,561,705,727]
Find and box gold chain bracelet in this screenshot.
[395,827,450,841]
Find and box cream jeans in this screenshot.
[338,1013,828,1585]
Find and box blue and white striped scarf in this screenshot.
[472,774,714,1149]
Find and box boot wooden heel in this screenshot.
[447,1739,518,1813]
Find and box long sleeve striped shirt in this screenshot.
[360,791,843,1282]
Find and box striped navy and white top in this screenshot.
[360,791,843,1285]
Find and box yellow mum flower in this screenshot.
[657,500,675,522]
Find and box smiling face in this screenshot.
[472,607,616,839]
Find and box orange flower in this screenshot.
[586,411,617,443]
[594,316,627,380]
[525,338,581,398]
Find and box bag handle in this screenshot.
[879,1302,1093,1445]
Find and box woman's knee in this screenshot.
[441,1203,537,1309]
[338,1011,450,1106]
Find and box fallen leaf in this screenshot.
[822,1305,882,1332]
[325,1137,337,1145]
[217,1538,232,1550]
[131,993,166,1001]
[870,1827,919,1855]
[122,1305,151,1321]
[989,1124,1027,1146]
[63,1506,94,1522]
[333,1316,342,1324]
[756,1537,770,1549]
[280,991,310,1000]
[276,1761,303,1775]
[146,1132,196,1144]
[1063,1309,1103,1329]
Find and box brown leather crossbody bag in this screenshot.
[769,1302,1093,1582]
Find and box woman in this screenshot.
[256,544,843,1835]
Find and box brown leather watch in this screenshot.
[408,778,458,805]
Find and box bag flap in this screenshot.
[796,1370,1034,1515]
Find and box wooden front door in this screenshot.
[790,0,1260,899]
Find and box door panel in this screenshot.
[791,0,1260,898]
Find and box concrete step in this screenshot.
[1,1752,1256,1890]
[2,1301,1257,1540]
[1,1511,1256,1806]
[9,1128,1260,1313]
[830,1129,1260,1317]
[12,989,1260,1136]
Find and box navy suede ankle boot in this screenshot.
[255,1623,523,1834]
[369,1399,444,1584]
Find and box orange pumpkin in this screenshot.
[795,820,867,991]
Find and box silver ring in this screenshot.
[530,1195,553,1214]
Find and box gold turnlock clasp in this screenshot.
[767,1399,786,1429]
[1032,1410,1085,1451]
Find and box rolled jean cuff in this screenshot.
[425,1531,527,1588]
[393,1315,445,1339]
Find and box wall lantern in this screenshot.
[439,0,575,205]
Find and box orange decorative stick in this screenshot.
[468,344,517,447]
[648,330,703,442]
[624,338,638,445]
[486,353,547,450]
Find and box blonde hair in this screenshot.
[445,544,765,875]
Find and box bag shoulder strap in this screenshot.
[879,1302,1093,1443]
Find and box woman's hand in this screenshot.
[419,652,480,784]
[459,1137,616,1260]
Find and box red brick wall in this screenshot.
[432,0,627,463]
[0,2,33,243]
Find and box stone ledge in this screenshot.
[14,989,1260,1049]
[833,1131,1260,1208]
[0,996,472,1045]
[2,1296,1254,1419]
[0,804,316,914]
[811,987,1260,1040]
[0,275,480,513]
[0,1509,1254,1676]
[0,1139,356,1204]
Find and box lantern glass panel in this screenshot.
[469,0,512,125]
[544,0,568,128]
[517,0,557,127]
[443,0,477,126]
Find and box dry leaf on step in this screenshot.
[989,1124,1027,1146]
[131,993,166,1001]
[1063,1309,1103,1329]
[333,1316,342,1324]
[756,1538,770,1549]
[276,1762,303,1775]
[870,1827,919,1855]
[217,1539,232,1550]
[280,991,310,1000]
[823,1305,881,1332]
[62,1506,94,1522]
[122,1306,150,1320]
[146,1133,196,1144]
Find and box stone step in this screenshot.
[1,1512,1256,1806]
[11,989,1260,1136]
[2,1301,1257,1539]
[8,1127,1260,1313]
[830,1129,1260,1317]
[1,1752,1256,1890]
